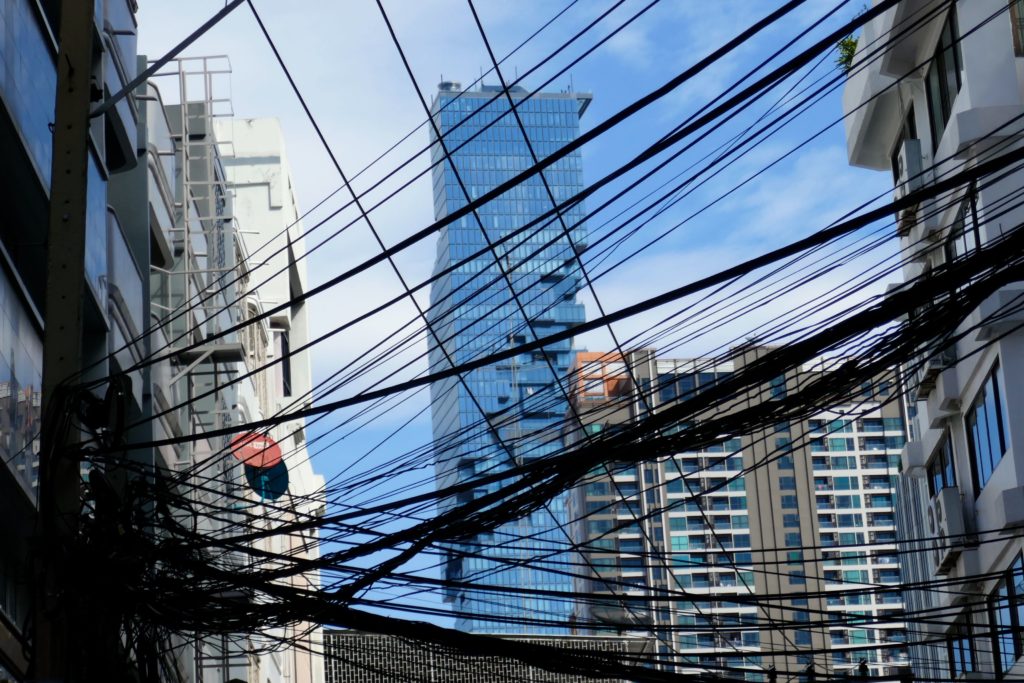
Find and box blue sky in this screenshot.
[137,0,897,625]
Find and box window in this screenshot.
[770,375,787,399]
[830,438,854,452]
[781,495,799,509]
[835,495,861,509]
[833,476,859,491]
[890,106,918,185]
[677,373,696,400]
[779,476,796,490]
[927,433,956,497]
[783,514,801,528]
[945,195,980,264]
[989,554,1024,674]
[274,330,292,396]
[947,614,979,678]
[658,374,677,403]
[859,418,884,433]
[966,363,1009,494]
[666,478,686,494]
[924,8,963,147]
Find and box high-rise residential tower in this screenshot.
[565,349,910,678]
[427,82,591,633]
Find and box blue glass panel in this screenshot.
[0,0,56,185]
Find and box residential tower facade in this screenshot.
[565,349,910,679]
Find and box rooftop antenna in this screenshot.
[569,73,574,92]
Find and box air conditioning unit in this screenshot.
[895,139,924,199]
[911,346,957,401]
[926,486,966,575]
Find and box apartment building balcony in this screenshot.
[142,83,176,267]
[864,472,891,487]
[96,0,139,172]
[867,493,894,508]
[106,208,145,409]
[861,453,901,469]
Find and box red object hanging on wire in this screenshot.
[230,433,282,468]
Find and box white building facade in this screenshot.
[126,58,325,682]
[216,116,325,683]
[844,1,1024,679]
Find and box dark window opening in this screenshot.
[945,191,981,266]
[925,9,963,148]
[890,105,918,186]
[989,554,1024,674]
[927,432,956,497]
[277,330,292,397]
[966,362,1008,494]
[947,613,979,678]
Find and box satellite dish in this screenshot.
[245,460,289,501]
[230,432,282,468]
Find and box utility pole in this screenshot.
[34,0,96,678]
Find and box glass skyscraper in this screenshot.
[427,82,592,633]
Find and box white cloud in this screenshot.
[603,24,653,69]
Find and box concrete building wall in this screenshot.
[215,116,326,683]
[844,2,1024,679]
[323,631,650,683]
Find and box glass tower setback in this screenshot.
[427,82,591,633]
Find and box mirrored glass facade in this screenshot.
[0,262,42,502]
[427,84,591,633]
[0,0,56,186]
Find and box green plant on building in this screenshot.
[836,35,858,74]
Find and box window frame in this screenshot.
[965,361,1009,495]
[924,8,964,148]
[926,430,957,497]
[989,553,1024,676]
[947,612,980,678]
[944,190,981,268]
